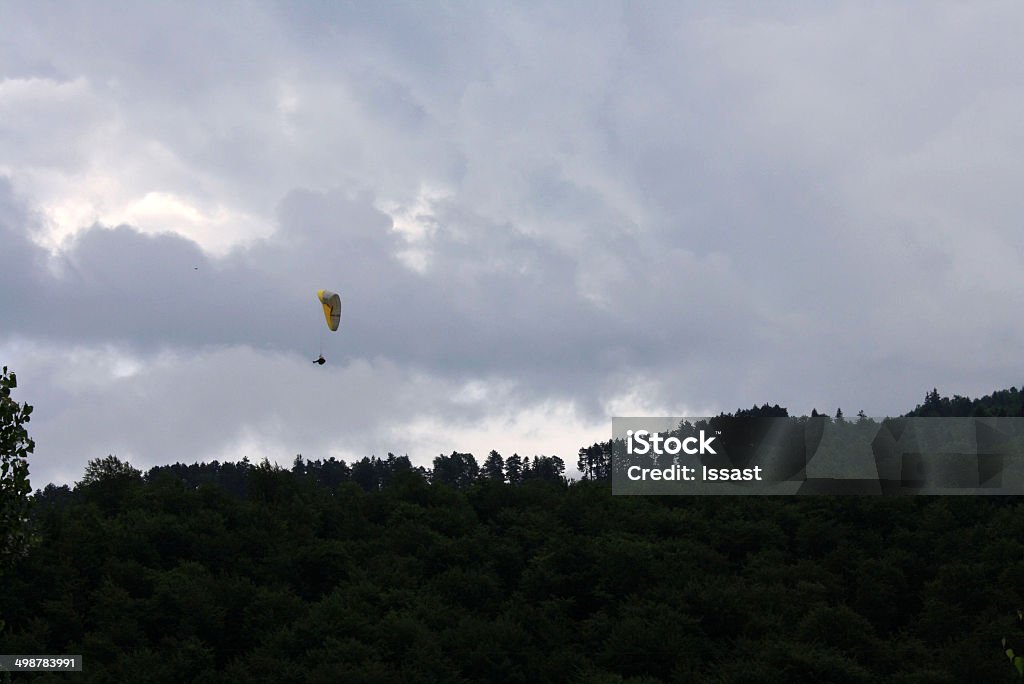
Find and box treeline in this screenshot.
[907,387,1024,418]
[136,450,569,500]
[2,388,1024,682]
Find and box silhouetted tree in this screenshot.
[482,451,505,482]
[431,452,479,488]
[524,456,566,485]
[77,455,142,513]
[0,366,33,567]
[503,453,524,485]
[307,457,352,490]
[577,442,612,481]
[351,457,381,491]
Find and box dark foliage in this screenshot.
[2,387,1023,681]
[1,366,34,569]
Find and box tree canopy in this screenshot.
[3,383,1024,680]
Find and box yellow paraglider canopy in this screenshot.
[317,289,342,331]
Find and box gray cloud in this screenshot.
[3,2,1024,484]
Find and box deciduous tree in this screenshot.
[0,366,33,567]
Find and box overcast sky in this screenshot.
[3,2,1024,486]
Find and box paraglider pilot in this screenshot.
[314,290,341,366]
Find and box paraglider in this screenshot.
[317,290,341,331]
[314,289,341,364]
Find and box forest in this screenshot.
[3,383,1024,682]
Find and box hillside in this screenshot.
[2,387,1024,682]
